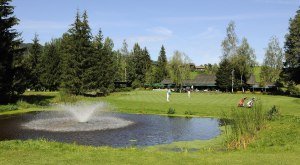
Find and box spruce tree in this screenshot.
[0,0,24,103]
[40,39,62,91]
[283,8,300,84]
[27,33,43,91]
[155,45,168,83]
[216,59,233,92]
[62,10,94,94]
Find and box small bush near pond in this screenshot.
[266,105,280,120]
[184,110,194,115]
[0,104,18,112]
[167,107,175,114]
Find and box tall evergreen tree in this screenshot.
[261,36,284,86]
[129,43,143,86]
[101,37,116,93]
[155,45,168,83]
[40,39,62,91]
[61,10,94,94]
[282,8,300,84]
[26,33,43,91]
[216,59,233,92]
[0,0,24,103]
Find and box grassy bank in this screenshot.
[0,90,299,164]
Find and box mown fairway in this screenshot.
[102,90,300,117]
[0,90,299,164]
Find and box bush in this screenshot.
[58,89,78,103]
[132,80,142,89]
[0,104,18,112]
[266,105,280,120]
[184,110,194,115]
[167,107,175,114]
[286,84,300,97]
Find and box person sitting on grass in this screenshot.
[247,98,255,108]
[238,97,247,107]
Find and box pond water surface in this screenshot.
[0,112,220,147]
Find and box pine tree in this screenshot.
[282,8,300,84]
[155,45,168,83]
[216,59,233,92]
[0,0,24,103]
[101,37,116,93]
[27,33,43,91]
[40,39,62,91]
[61,10,94,94]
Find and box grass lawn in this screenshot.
[0,90,299,164]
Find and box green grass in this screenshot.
[0,90,299,164]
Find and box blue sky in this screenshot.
[12,0,299,65]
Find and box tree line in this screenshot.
[1,0,299,103]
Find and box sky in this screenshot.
[11,0,299,65]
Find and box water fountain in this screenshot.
[22,102,134,132]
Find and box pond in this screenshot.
[0,111,221,147]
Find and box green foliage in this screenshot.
[0,0,25,103]
[261,36,284,86]
[184,110,194,115]
[25,33,43,91]
[155,45,168,83]
[61,10,94,94]
[40,39,62,91]
[57,89,78,103]
[232,37,256,91]
[286,83,300,97]
[167,107,176,114]
[0,104,18,112]
[266,105,280,120]
[223,102,266,149]
[216,59,233,92]
[283,8,300,84]
[221,21,238,60]
[132,79,142,89]
[168,50,191,88]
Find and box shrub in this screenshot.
[0,104,18,112]
[167,107,175,114]
[58,89,78,103]
[266,105,280,120]
[132,80,141,89]
[287,84,300,97]
[184,110,194,115]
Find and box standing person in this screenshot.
[187,87,191,98]
[167,88,171,102]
